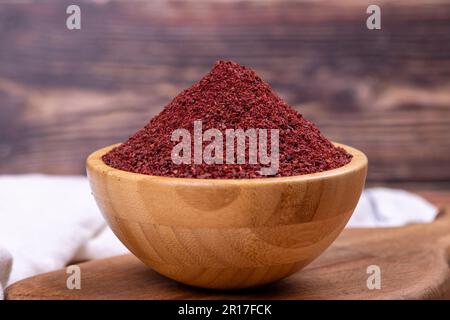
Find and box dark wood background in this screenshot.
[1,0,449,188]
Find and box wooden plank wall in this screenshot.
[0,0,449,187]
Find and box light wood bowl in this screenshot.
[86,143,367,289]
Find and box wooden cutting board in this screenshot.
[6,206,450,300]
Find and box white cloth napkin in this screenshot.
[347,188,437,227]
[0,175,439,299]
[0,245,12,300]
[0,175,128,288]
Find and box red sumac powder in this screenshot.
[102,60,352,179]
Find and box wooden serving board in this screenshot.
[6,207,450,300]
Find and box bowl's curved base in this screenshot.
[144,259,313,290]
[104,208,354,289]
[106,213,351,289]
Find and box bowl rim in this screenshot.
[86,142,368,185]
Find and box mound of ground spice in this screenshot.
[102,60,352,179]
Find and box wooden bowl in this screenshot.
[86,143,367,289]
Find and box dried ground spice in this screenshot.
[102,60,352,179]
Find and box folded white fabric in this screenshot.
[0,175,119,286]
[347,187,438,228]
[0,245,12,300]
[0,175,439,300]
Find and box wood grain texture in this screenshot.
[0,0,449,186]
[5,207,450,300]
[86,143,367,289]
